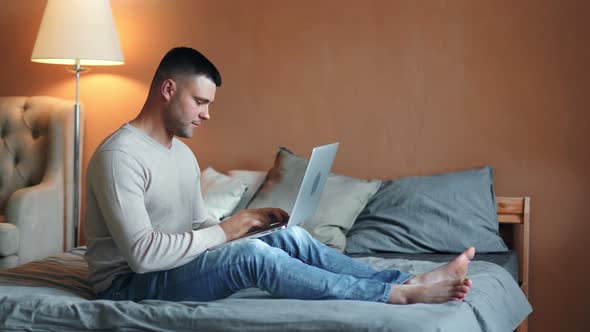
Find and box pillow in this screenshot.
[227,169,267,215]
[200,167,248,220]
[0,248,94,299]
[345,166,508,254]
[246,147,381,251]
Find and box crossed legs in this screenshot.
[100,226,474,304]
[259,226,474,304]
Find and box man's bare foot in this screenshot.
[388,278,472,304]
[406,247,475,285]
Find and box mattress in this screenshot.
[0,249,531,331]
[349,250,520,282]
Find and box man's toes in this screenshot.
[453,292,466,299]
[452,279,466,286]
[462,278,472,287]
[457,285,470,293]
[452,286,468,295]
[465,247,475,259]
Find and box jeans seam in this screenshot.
[282,246,369,301]
[380,283,392,303]
[166,258,254,293]
[281,246,334,272]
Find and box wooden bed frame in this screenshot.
[496,196,530,332]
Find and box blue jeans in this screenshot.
[97,226,413,303]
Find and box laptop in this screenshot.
[208,142,339,250]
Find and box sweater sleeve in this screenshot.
[90,150,226,273]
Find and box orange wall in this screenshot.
[1,1,589,330]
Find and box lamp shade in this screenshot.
[31,0,124,66]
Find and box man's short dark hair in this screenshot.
[152,47,222,87]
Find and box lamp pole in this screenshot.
[67,60,86,247]
[31,0,124,250]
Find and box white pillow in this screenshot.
[200,167,248,220]
[227,170,267,214]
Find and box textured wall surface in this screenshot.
[1,1,589,330]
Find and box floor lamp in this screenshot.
[31,0,124,248]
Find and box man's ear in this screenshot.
[161,79,177,102]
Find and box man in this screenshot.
[85,47,473,304]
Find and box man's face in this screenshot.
[164,75,217,139]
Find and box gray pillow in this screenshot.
[345,166,508,254]
[247,147,381,251]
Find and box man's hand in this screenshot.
[219,208,290,241]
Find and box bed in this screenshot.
[0,258,529,332]
[0,196,531,332]
[0,149,532,331]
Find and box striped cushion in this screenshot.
[0,248,95,299]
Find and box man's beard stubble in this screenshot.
[164,103,194,139]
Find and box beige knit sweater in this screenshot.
[84,124,226,293]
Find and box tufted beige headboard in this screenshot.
[0,96,78,265]
[1,98,51,213]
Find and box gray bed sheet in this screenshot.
[349,250,520,283]
[0,257,531,332]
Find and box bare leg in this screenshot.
[406,247,475,285]
[388,278,473,304]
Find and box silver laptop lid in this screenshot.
[287,143,339,228]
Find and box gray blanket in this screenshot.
[0,257,531,332]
